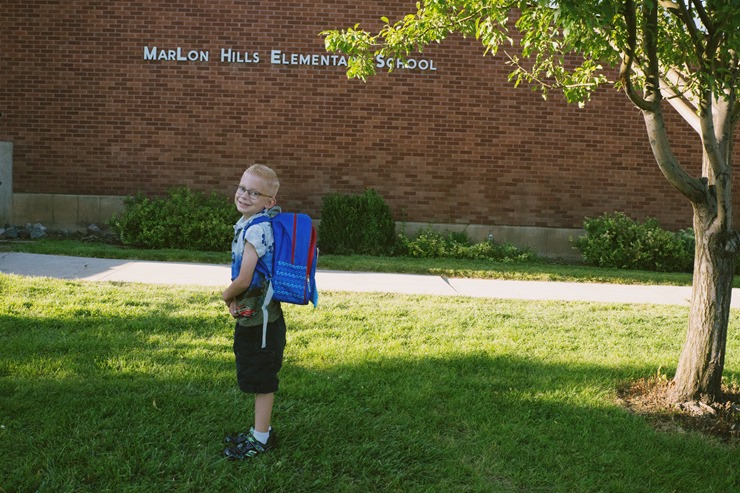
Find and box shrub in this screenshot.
[573,211,694,272]
[109,187,237,251]
[397,226,537,262]
[318,189,397,255]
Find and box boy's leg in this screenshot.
[223,392,275,459]
[225,316,284,458]
[254,392,274,433]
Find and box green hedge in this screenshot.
[318,189,397,255]
[397,226,537,262]
[109,187,237,251]
[573,211,694,272]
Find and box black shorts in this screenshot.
[233,315,287,394]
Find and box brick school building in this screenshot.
[0,1,723,257]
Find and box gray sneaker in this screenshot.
[224,427,255,446]
[224,429,275,460]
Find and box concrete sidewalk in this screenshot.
[0,251,728,308]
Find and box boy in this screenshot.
[222,164,285,460]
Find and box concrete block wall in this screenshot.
[401,222,582,260]
[11,193,124,232]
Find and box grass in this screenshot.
[1,273,738,492]
[2,239,228,264]
[2,238,701,287]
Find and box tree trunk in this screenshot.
[670,204,734,403]
[642,91,735,405]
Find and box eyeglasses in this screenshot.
[234,186,273,199]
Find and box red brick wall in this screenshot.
[0,0,722,230]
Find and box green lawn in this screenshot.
[1,273,738,492]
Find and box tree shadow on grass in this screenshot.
[278,356,739,493]
[1,300,739,493]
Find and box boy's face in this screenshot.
[235,172,277,218]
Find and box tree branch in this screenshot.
[643,108,707,203]
[641,0,707,203]
[699,92,734,229]
[659,67,701,134]
[643,0,662,101]
[620,0,656,111]
[689,0,713,34]
[672,0,707,58]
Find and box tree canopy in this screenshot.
[324,1,740,112]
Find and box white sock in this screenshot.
[252,428,271,444]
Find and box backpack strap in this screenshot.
[242,215,271,290]
[260,282,274,349]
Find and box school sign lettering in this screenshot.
[143,46,438,71]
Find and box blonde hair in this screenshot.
[245,163,280,196]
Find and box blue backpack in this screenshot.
[249,212,319,307]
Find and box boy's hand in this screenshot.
[227,299,239,318]
[223,296,236,317]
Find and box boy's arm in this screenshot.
[222,241,259,309]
